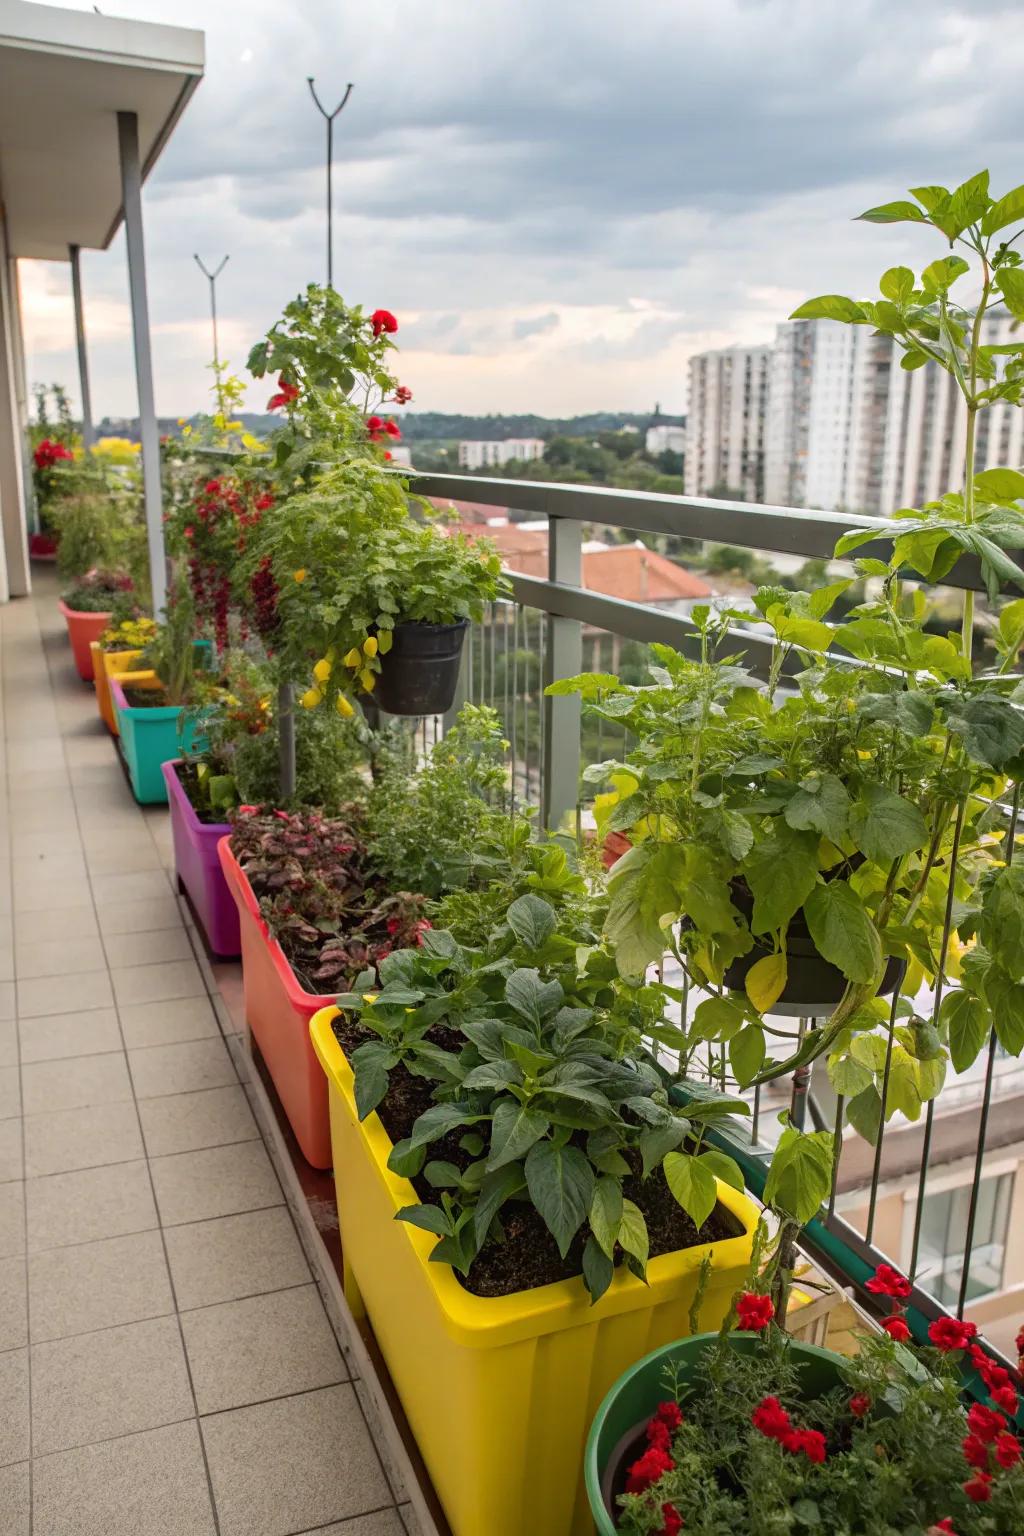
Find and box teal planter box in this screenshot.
[110,675,209,804]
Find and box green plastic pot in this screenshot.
[584,1332,847,1535]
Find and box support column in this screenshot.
[69,245,94,448]
[0,212,30,599]
[541,516,583,831]
[117,109,165,617]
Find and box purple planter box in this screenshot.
[162,759,240,957]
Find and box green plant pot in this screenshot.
[584,1332,846,1535]
[110,676,208,804]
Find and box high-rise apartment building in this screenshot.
[684,345,771,502]
[458,438,545,470]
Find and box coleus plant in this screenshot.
[334,891,759,1301]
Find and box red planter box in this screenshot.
[218,838,332,1168]
[58,601,111,682]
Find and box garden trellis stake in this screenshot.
[307,77,354,288]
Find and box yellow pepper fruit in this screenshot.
[360,668,376,693]
[363,635,379,658]
[299,687,322,709]
[293,568,307,583]
[313,658,332,683]
[335,694,355,718]
[343,647,362,669]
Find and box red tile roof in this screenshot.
[451,521,712,603]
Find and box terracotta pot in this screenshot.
[58,601,111,682]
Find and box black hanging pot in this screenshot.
[374,619,469,717]
[723,877,905,1013]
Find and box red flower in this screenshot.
[996,1431,1022,1469]
[866,1264,912,1300]
[967,1403,1006,1444]
[992,1383,1019,1416]
[654,1401,683,1431]
[625,1446,674,1495]
[384,419,401,438]
[963,1471,992,1503]
[969,1343,1011,1391]
[881,1315,911,1343]
[782,1427,827,1463]
[384,450,393,460]
[183,525,195,540]
[928,1521,957,1535]
[660,1505,684,1536]
[929,1318,977,1353]
[393,385,413,404]
[962,1434,990,1470]
[1016,1324,1024,1360]
[33,437,74,468]
[849,1393,871,1418]
[646,1419,672,1452]
[366,415,384,441]
[736,1292,775,1331]
[751,1396,791,1442]
[371,308,398,337]
[267,374,300,411]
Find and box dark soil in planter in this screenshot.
[330,1012,743,1299]
[121,685,171,708]
[175,760,226,826]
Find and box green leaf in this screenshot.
[784,773,851,842]
[746,952,788,1014]
[407,1103,481,1151]
[486,1100,550,1171]
[941,989,991,1073]
[505,967,563,1026]
[849,784,928,865]
[763,1125,834,1223]
[589,1176,624,1257]
[901,349,929,371]
[698,1149,744,1192]
[473,1163,526,1247]
[922,256,970,295]
[847,1085,882,1144]
[395,1203,451,1237]
[941,695,1024,773]
[605,842,687,977]
[980,865,1024,979]
[789,295,865,323]
[639,1119,689,1177]
[742,824,820,935]
[827,1052,874,1098]
[909,185,950,215]
[525,1140,594,1257]
[879,266,915,305]
[618,1199,649,1268]
[350,1042,398,1121]
[804,881,882,983]
[856,201,925,225]
[690,995,747,1043]
[730,1025,766,1088]
[998,267,1024,321]
[975,467,1024,503]
[983,183,1024,236]
[663,1151,718,1229]
[506,894,557,949]
[985,966,1024,1056]
[582,1233,614,1304]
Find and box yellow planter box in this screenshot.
[91,645,145,735]
[310,1006,758,1536]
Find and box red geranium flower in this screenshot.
[992,1383,1019,1416]
[371,308,398,337]
[783,1427,827,1463]
[751,1396,791,1441]
[736,1292,775,1331]
[962,1433,990,1470]
[880,1315,912,1343]
[384,450,393,460]
[646,1419,672,1453]
[366,415,384,441]
[929,1318,978,1353]
[394,385,413,404]
[625,1446,674,1495]
[963,1471,992,1504]
[866,1264,912,1300]
[33,437,74,469]
[849,1393,871,1418]
[969,1343,1011,1391]
[267,374,300,411]
[660,1505,684,1536]
[928,1521,957,1535]
[654,1401,683,1431]
[995,1431,1022,1469]
[384,419,401,438]
[967,1403,1006,1444]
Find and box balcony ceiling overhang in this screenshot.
[0,0,203,260]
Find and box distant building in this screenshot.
[387,445,412,468]
[684,346,771,501]
[645,423,686,456]
[457,438,545,470]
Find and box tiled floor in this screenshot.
[0,572,419,1536]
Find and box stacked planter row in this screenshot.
[110,674,208,804]
[162,762,238,958]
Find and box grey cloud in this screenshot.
[513,311,559,339]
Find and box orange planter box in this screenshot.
[90,644,145,735]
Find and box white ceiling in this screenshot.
[0,0,204,260]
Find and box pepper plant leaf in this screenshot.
[525,1140,594,1258]
[804,881,882,983]
[663,1150,717,1230]
[763,1125,834,1223]
[849,784,929,864]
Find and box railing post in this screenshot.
[542,516,582,831]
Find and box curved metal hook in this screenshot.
[193,253,229,282]
[307,78,354,123]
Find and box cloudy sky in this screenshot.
[18,0,1024,421]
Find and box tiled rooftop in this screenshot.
[1,570,424,1536]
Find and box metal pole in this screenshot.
[542,516,583,830]
[278,682,296,800]
[69,245,93,448]
[193,254,229,374]
[306,79,354,288]
[117,110,166,617]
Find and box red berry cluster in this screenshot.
[177,477,274,651]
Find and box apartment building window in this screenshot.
[912,1172,1013,1308]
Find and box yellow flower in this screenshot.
[299,687,322,709]
[343,647,361,669]
[293,568,307,583]
[335,694,355,718]
[313,658,332,683]
[362,993,379,1005]
[363,635,378,658]
[359,668,376,693]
